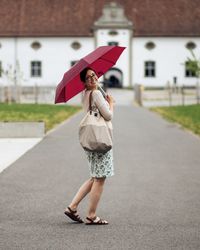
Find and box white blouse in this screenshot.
[82,89,113,121]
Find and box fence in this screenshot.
[0,85,56,104]
[134,83,200,107]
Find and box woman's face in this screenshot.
[85,69,98,90]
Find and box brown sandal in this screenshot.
[85,216,109,225]
[64,206,84,223]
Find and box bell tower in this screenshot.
[93,2,133,88]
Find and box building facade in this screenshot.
[0,0,200,92]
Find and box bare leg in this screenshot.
[87,177,106,219]
[65,178,94,211]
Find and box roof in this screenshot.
[0,0,200,37]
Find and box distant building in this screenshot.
[0,0,200,89]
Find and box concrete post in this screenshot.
[134,84,143,106]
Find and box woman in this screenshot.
[64,67,114,225]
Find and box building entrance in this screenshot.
[103,68,123,88]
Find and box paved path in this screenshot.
[1,106,200,250]
[0,89,134,174]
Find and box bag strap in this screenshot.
[88,90,101,116]
[89,90,93,111]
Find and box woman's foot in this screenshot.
[85,216,109,225]
[64,206,84,223]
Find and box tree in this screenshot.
[1,62,23,103]
[186,49,200,78]
[186,49,200,104]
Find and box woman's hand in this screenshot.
[106,95,115,104]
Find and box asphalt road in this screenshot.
[1,106,200,250]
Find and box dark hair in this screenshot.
[80,67,97,83]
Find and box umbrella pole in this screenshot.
[98,84,107,98]
[98,84,116,104]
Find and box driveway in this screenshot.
[1,106,200,249]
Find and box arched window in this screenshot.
[31,41,42,50]
[186,41,196,50]
[71,41,81,50]
[145,41,156,50]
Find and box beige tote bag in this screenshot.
[79,91,113,153]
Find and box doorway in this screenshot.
[103,68,123,88]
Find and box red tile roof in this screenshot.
[0,0,200,37]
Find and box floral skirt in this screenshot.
[84,149,114,178]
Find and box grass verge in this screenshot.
[151,104,200,136]
[0,103,82,132]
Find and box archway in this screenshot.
[103,68,123,88]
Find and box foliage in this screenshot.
[186,49,200,78]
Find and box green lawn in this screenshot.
[0,103,81,132]
[151,104,200,136]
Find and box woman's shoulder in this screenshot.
[83,89,103,102]
[92,89,103,98]
[92,89,100,93]
[83,90,91,98]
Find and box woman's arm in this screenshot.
[93,90,114,121]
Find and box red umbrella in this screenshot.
[55,45,126,103]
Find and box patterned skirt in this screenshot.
[84,149,114,178]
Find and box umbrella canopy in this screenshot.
[55,45,126,103]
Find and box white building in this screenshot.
[0,0,199,96]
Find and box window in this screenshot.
[185,61,197,77]
[144,61,156,77]
[0,61,2,77]
[185,41,196,50]
[108,41,119,46]
[71,61,78,67]
[71,41,81,50]
[31,61,42,77]
[145,41,156,50]
[31,41,42,50]
[108,30,118,36]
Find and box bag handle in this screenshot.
[89,90,93,112]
